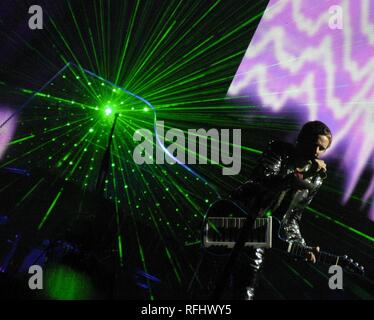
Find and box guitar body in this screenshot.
[202,199,283,254]
[202,199,365,276]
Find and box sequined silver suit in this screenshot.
[230,140,325,299]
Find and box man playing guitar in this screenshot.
[229,121,332,300]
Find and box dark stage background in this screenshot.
[0,0,372,300]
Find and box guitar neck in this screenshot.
[288,243,340,266]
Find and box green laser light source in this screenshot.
[105,107,112,116]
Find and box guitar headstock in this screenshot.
[339,255,365,276]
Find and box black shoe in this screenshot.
[244,286,255,300]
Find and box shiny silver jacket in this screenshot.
[231,140,325,246]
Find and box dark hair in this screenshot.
[297,121,332,146]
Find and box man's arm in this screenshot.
[230,140,289,201]
[280,178,323,262]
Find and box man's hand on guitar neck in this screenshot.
[306,246,320,263]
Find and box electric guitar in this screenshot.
[202,199,365,276]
